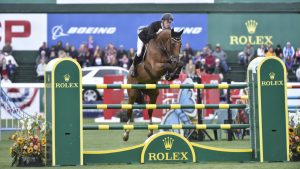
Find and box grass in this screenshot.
[0,119,299,169]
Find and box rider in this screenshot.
[131,13,174,77]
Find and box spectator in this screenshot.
[36,50,48,66]
[243,43,255,64]
[92,45,104,66]
[127,48,135,69]
[204,51,216,74]
[0,51,6,73]
[39,42,49,57]
[6,60,16,79]
[182,42,194,65]
[212,43,229,73]
[69,45,78,59]
[265,47,276,57]
[275,44,283,59]
[285,56,293,71]
[58,50,68,58]
[193,51,203,69]
[49,49,57,61]
[54,41,64,55]
[296,66,300,82]
[77,43,88,67]
[104,43,117,66]
[87,36,94,54]
[2,41,13,55]
[283,42,295,63]
[84,51,92,67]
[1,72,12,84]
[238,51,245,65]
[294,47,300,65]
[117,45,127,60]
[64,42,71,55]
[36,59,46,82]
[185,59,195,77]
[119,54,129,69]
[205,43,213,53]
[214,59,224,81]
[265,43,273,53]
[93,55,103,66]
[3,52,18,67]
[257,44,266,57]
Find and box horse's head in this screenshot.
[158,28,184,64]
[157,29,184,81]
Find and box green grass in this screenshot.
[0,119,299,169]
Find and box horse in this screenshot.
[123,29,184,141]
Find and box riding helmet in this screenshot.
[161,13,174,21]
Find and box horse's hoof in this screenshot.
[123,132,129,141]
[123,134,129,141]
[147,132,153,138]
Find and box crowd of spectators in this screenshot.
[0,41,18,83]
[238,42,300,81]
[35,37,230,82]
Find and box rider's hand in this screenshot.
[156,29,163,35]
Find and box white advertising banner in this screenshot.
[0,14,47,50]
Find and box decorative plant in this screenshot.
[9,113,47,166]
[289,125,300,161]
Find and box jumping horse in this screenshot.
[124,29,184,141]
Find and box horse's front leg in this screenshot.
[169,61,184,81]
[163,63,173,81]
[147,89,159,138]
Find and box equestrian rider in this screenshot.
[131,13,174,77]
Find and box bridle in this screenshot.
[160,35,181,64]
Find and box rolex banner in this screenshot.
[141,132,196,163]
[208,13,300,50]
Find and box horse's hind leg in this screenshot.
[123,88,137,141]
[147,89,159,138]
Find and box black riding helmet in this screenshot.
[161,13,174,21]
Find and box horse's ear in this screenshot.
[179,29,184,36]
[171,28,175,36]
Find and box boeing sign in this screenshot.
[47,14,207,50]
[51,25,117,40]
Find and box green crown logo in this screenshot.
[64,74,70,82]
[245,20,258,34]
[163,137,174,150]
[269,72,275,80]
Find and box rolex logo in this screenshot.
[163,137,174,150]
[64,74,70,82]
[269,72,275,80]
[245,20,258,34]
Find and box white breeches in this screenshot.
[137,37,144,57]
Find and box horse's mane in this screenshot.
[156,29,183,42]
[156,29,171,42]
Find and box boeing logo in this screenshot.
[52,25,68,40]
[51,25,117,40]
[174,27,202,34]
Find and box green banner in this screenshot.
[208,13,300,50]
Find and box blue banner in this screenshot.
[47,14,207,51]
